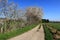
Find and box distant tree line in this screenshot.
[42,19,60,23]
[42,19,49,23]
[49,21,60,23]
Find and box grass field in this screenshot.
[47,23,60,31]
[45,23,60,40]
[0,24,38,40]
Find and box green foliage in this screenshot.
[43,24,53,40]
[0,24,37,40]
[42,19,49,23]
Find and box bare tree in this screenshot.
[7,2,18,19]
[0,0,8,17]
[25,7,43,24]
[0,0,8,33]
[0,0,19,33]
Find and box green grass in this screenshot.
[0,24,38,40]
[43,24,53,40]
[47,23,60,31]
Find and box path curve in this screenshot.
[8,24,45,40]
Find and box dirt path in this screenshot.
[8,24,45,40]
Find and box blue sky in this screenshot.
[0,0,60,21]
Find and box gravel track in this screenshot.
[8,24,45,40]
